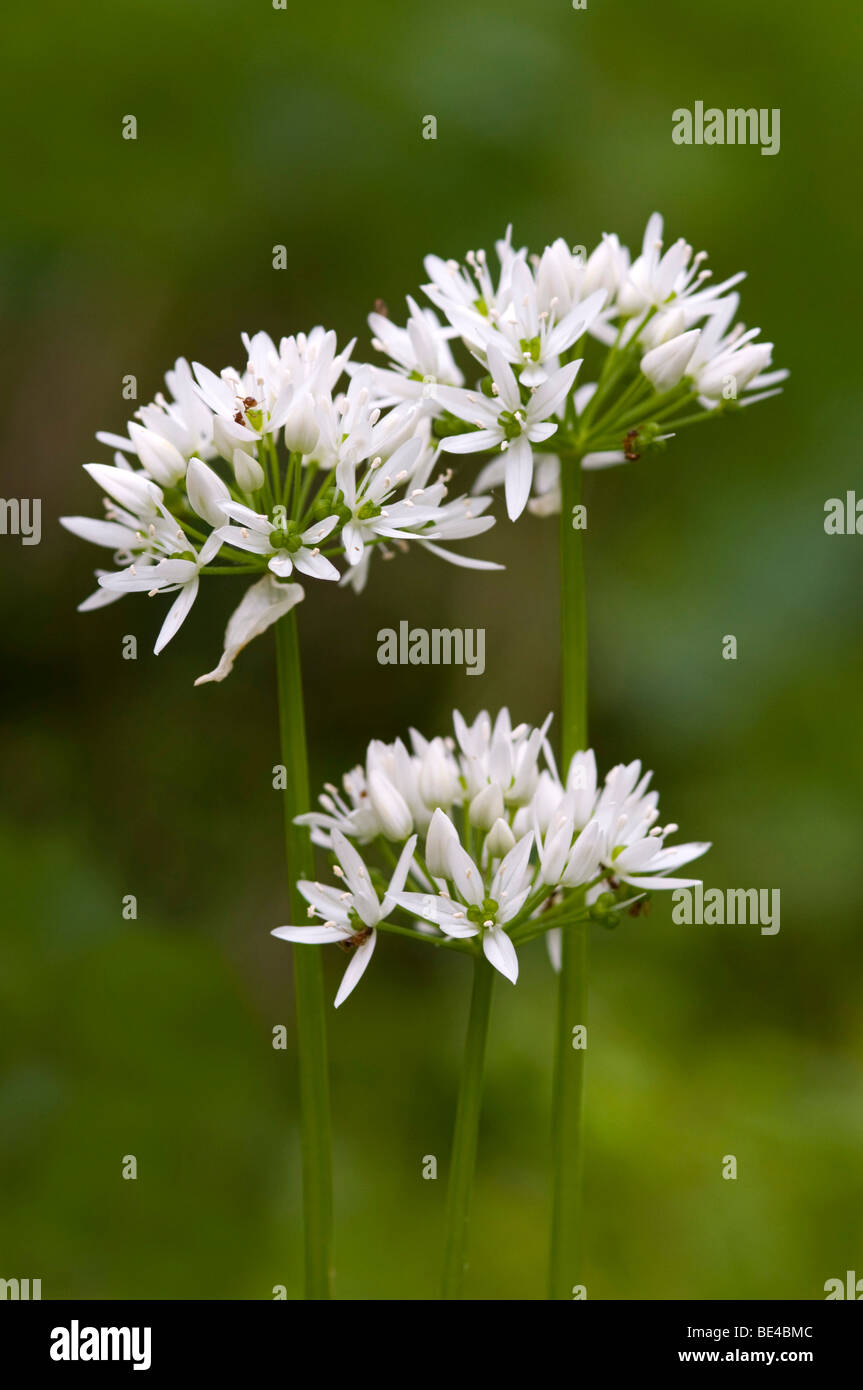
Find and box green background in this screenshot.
[1,0,861,1299]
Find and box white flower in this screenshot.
[294,764,380,848]
[97,357,216,468]
[361,295,464,406]
[580,232,631,302]
[334,435,497,572]
[684,294,784,405]
[422,228,527,347]
[272,831,418,1007]
[98,528,223,653]
[297,732,461,849]
[218,504,340,581]
[454,706,551,805]
[396,817,535,983]
[61,462,171,611]
[438,345,581,519]
[284,711,711,998]
[192,328,352,460]
[615,212,745,321]
[471,257,606,388]
[587,757,709,891]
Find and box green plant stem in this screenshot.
[441,956,496,1299]
[274,611,333,1301]
[549,454,589,1300]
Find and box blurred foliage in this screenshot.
[1,0,861,1299]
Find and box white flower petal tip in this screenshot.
[334,931,377,1008]
[482,927,519,984]
[194,577,304,685]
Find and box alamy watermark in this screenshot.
[0,497,41,545]
[377,621,485,676]
[672,886,780,935]
[824,492,863,535]
[672,102,780,156]
[0,1276,41,1299]
[825,1270,863,1299]
[50,1321,151,1371]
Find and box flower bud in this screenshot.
[283,392,320,456]
[469,782,505,830]
[425,807,458,878]
[562,819,602,888]
[641,329,700,392]
[697,342,773,400]
[566,750,597,828]
[128,422,186,487]
[418,739,460,810]
[83,463,162,512]
[485,817,515,859]
[232,448,265,493]
[642,306,687,348]
[186,457,231,527]
[539,815,574,886]
[368,769,413,841]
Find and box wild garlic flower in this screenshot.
[437,346,583,519]
[364,213,786,520]
[275,709,709,1004]
[62,328,499,681]
[357,296,464,407]
[272,831,418,1009]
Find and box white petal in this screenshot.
[60,516,136,549]
[482,927,519,984]
[439,428,503,455]
[334,931,377,1007]
[293,549,340,582]
[487,343,520,411]
[154,576,198,654]
[504,435,534,521]
[271,923,350,944]
[83,463,162,512]
[620,874,703,890]
[530,359,581,420]
[546,928,562,974]
[419,541,504,571]
[381,834,419,914]
[331,828,380,925]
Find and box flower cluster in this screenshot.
[365,213,787,520]
[61,331,499,682]
[273,709,709,1005]
[62,215,785,679]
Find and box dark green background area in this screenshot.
[1,0,861,1299]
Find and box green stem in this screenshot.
[274,611,333,1300]
[558,457,587,755]
[441,956,495,1299]
[377,918,476,954]
[549,455,589,1300]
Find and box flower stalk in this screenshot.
[275,611,333,1300]
[441,956,496,1300]
[550,453,589,1300]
